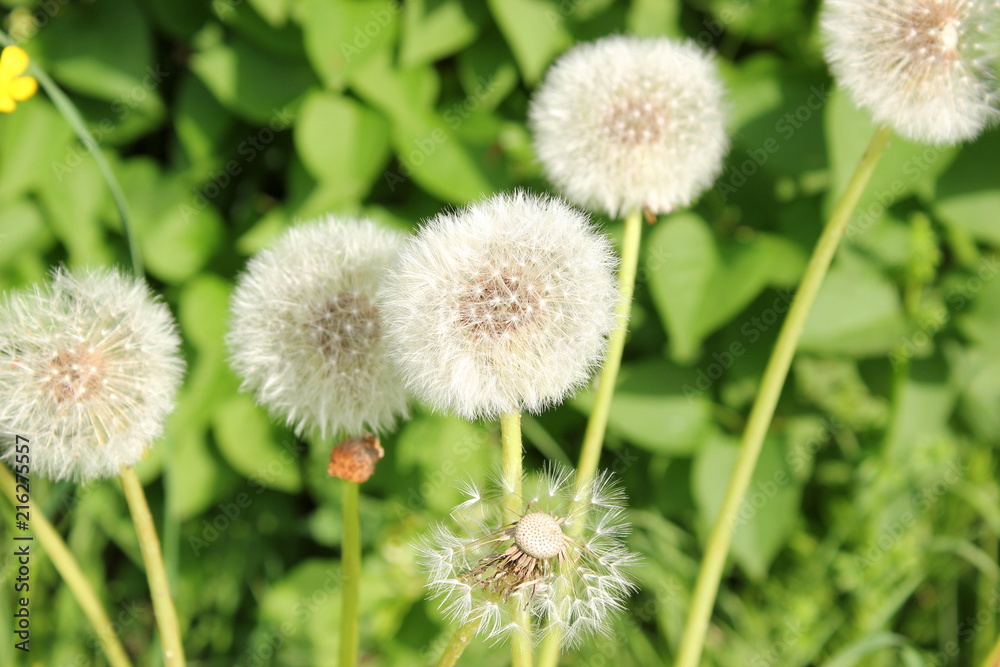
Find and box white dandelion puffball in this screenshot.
[529,36,729,218]
[228,216,409,439]
[822,0,1000,145]
[0,269,184,482]
[419,467,639,647]
[378,191,618,421]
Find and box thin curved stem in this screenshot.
[120,466,186,667]
[0,463,134,667]
[0,29,143,275]
[340,480,361,667]
[674,125,894,667]
[435,617,482,667]
[575,207,643,491]
[501,413,532,667]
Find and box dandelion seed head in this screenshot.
[228,216,409,438]
[418,467,639,648]
[378,191,618,421]
[822,0,1000,144]
[0,268,184,482]
[529,36,729,217]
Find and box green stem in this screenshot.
[501,412,532,667]
[983,632,1000,667]
[120,466,186,667]
[0,29,143,275]
[536,208,644,667]
[575,207,643,492]
[435,617,482,667]
[340,480,361,667]
[0,463,134,667]
[673,125,894,667]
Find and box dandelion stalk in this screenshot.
[0,463,134,667]
[120,466,186,667]
[674,125,893,667]
[983,632,1000,667]
[501,412,533,667]
[340,479,361,667]
[576,206,643,488]
[436,617,483,667]
[536,209,642,667]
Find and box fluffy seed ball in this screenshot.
[822,0,1000,145]
[529,36,729,217]
[0,269,184,482]
[228,216,409,439]
[419,467,638,647]
[378,191,618,421]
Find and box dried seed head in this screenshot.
[822,0,1000,145]
[419,467,639,648]
[513,512,565,560]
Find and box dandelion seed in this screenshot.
[228,216,409,438]
[0,268,184,482]
[822,0,1000,145]
[529,36,729,217]
[418,467,638,647]
[378,191,618,421]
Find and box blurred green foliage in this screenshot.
[0,0,999,665]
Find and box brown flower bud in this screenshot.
[327,433,384,483]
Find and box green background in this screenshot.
[1,0,999,665]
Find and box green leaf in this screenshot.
[294,92,391,201]
[395,415,493,513]
[799,251,907,356]
[692,433,801,579]
[116,160,223,284]
[572,359,712,455]
[647,213,717,362]
[457,31,520,112]
[298,0,401,91]
[400,0,480,68]
[36,156,111,267]
[0,99,74,204]
[0,200,52,267]
[213,395,303,493]
[247,0,294,28]
[27,0,162,114]
[647,213,805,362]
[174,73,235,176]
[934,128,1000,246]
[388,113,493,203]
[164,427,223,521]
[191,36,316,124]
[957,347,1000,440]
[487,0,571,85]
[625,0,682,37]
[347,50,440,122]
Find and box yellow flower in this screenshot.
[0,46,38,112]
